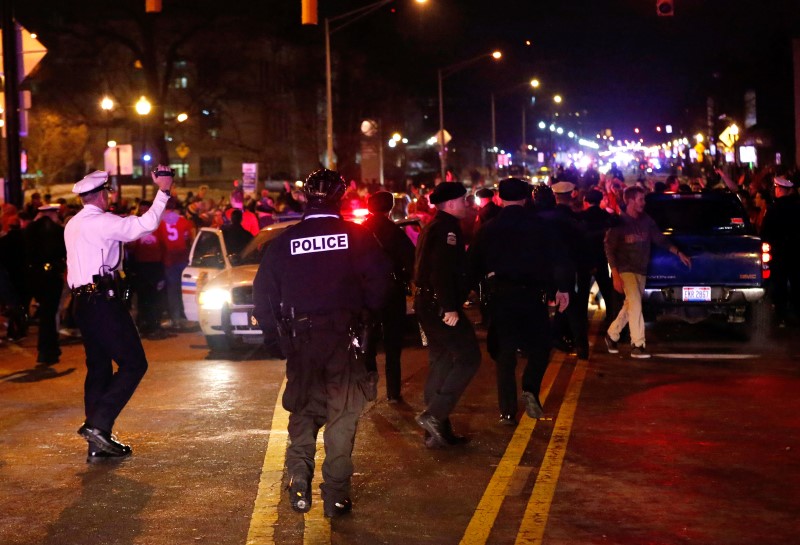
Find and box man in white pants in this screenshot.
[604,186,691,358]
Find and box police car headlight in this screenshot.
[198,288,232,310]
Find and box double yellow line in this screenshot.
[247,342,591,544]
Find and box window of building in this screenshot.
[200,157,222,177]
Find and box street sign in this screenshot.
[242,163,258,195]
[0,24,47,79]
[176,142,190,159]
[104,144,134,176]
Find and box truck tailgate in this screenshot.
[647,234,763,288]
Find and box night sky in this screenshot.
[333,0,800,148]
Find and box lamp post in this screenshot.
[100,96,114,147]
[489,78,536,177]
[438,50,502,181]
[324,0,428,170]
[135,96,152,199]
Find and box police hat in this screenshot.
[429,182,467,205]
[37,204,60,212]
[475,187,494,199]
[72,171,109,195]
[368,191,395,214]
[551,181,575,194]
[498,178,530,201]
[774,176,793,188]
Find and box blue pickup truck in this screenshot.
[642,192,769,324]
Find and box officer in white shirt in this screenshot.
[65,166,174,463]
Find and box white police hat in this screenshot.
[774,176,793,188]
[72,170,109,195]
[37,204,60,212]
[551,181,575,194]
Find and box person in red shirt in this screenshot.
[157,198,196,329]
[127,200,167,338]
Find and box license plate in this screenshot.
[682,286,711,302]
[230,311,248,326]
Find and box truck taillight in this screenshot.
[761,242,771,279]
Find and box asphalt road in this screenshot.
[1,306,798,545]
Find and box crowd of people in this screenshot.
[0,179,309,354]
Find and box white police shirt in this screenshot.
[65,191,169,288]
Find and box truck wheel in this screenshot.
[206,335,230,351]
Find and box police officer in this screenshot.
[362,190,416,403]
[761,175,800,327]
[65,167,174,463]
[541,181,590,359]
[24,204,66,364]
[468,178,572,425]
[578,189,618,327]
[252,169,391,518]
[413,182,481,448]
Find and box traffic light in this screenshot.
[657,0,674,16]
[301,0,318,25]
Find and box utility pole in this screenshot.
[1,0,22,207]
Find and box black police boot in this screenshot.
[77,424,131,455]
[87,441,131,464]
[415,411,447,447]
[521,391,543,419]
[288,477,311,513]
[323,498,352,518]
[498,413,517,426]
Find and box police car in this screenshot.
[182,221,298,350]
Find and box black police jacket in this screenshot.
[414,210,469,312]
[23,216,66,273]
[362,213,416,290]
[468,204,574,294]
[252,214,392,337]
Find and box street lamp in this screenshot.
[438,50,502,180]
[100,96,114,147]
[324,0,428,170]
[135,96,152,199]
[490,77,542,175]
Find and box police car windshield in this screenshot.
[236,227,286,265]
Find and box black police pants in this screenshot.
[32,270,64,363]
[132,262,165,334]
[283,313,367,504]
[74,294,148,433]
[415,295,481,421]
[770,259,800,322]
[365,289,406,399]
[488,292,551,415]
[578,263,617,325]
[553,273,589,354]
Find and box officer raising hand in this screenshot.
[65,166,174,463]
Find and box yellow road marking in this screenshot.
[246,378,289,545]
[304,427,330,544]
[514,357,589,545]
[459,352,566,545]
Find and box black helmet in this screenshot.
[304,169,347,207]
